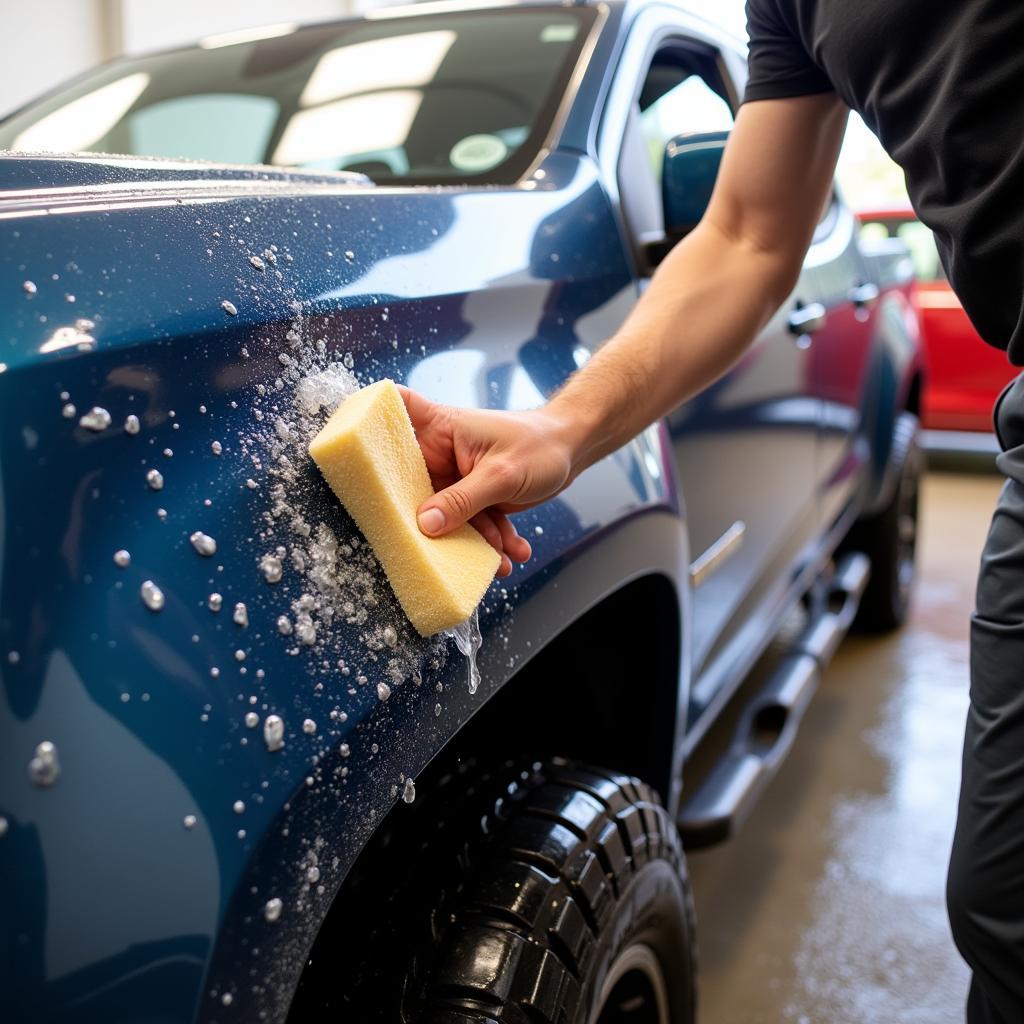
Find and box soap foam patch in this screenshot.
[236,312,451,700]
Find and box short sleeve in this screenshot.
[744,0,834,103]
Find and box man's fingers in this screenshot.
[469,511,529,575]
[470,511,502,554]
[417,462,513,537]
[493,512,532,563]
[396,384,430,428]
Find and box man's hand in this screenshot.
[398,386,577,576]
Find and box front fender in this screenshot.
[199,425,690,1023]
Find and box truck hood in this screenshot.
[0,151,371,212]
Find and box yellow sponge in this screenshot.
[308,378,500,636]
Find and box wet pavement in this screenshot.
[688,470,1003,1024]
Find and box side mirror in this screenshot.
[662,130,729,237]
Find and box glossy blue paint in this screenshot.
[0,4,921,1022]
[0,144,678,1022]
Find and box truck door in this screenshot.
[608,30,821,713]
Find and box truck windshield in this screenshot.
[0,6,595,185]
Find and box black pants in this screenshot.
[947,373,1024,1023]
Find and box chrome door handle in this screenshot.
[787,301,827,341]
[848,282,880,309]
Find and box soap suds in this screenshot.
[235,322,466,701]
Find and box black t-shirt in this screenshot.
[745,0,1024,364]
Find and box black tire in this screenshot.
[848,413,922,632]
[291,758,696,1024]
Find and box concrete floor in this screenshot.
[688,470,1004,1024]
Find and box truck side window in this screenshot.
[616,38,737,264]
[638,56,734,183]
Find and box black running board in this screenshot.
[677,552,870,849]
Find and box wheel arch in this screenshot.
[280,569,688,1023]
[440,570,685,807]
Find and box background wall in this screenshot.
[0,0,905,206]
[0,0,362,116]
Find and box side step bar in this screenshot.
[678,551,870,849]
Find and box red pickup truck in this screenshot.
[859,206,1016,437]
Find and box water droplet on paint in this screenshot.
[534,526,544,536]
[211,440,223,455]
[79,407,111,431]
[183,814,197,829]
[264,897,283,922]
[124,414,140,435]
[276,615,292,635]
[208,592,223,612]
[23,280,37,295]
[140,580,165,611]
[249,255,265,271]
[339,743,350,757]
[402,778,416,803]
[233,800,245,814]
[221,300,238,316]
[7,650,20,665]
[28,740,60,787]
[0,816,8,837]
[302,718,316,734]
[245,711,259,728]
[62,402,76,418]
[233,602,248,627]
[188,534,218,562]
[113,549,130,567]
[377,682,391,701]
[146,468,163,490]
[221,993,233,1007]
[263,714,284,752]
[306,865,320,884]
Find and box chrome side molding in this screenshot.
[689,520,746,588]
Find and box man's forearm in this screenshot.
[546,217,798,475]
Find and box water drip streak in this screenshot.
[447,608,482,695]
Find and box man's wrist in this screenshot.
[540,390,607,479]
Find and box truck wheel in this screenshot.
[292,759,696,1024]
[849,413,922,632]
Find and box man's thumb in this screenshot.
[417,467,508,537]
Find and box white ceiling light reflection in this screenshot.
[13,72,150,153]
[39,324,97,355]
[364,0,505,19]
[198,22,297,49]
[301,31,456,107]
[273,90,421,165]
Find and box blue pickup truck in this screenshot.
[0,3,922,1022]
